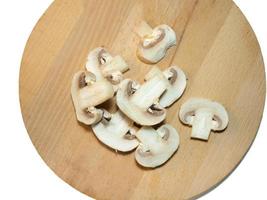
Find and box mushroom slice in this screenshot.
[71,71,114,125]
[135,124,179,168]
[116,72,168,126]
[145,66,187,107]
[136,21,176,64]
[179,98,229,141]
[86,47,129,90]
[92,110,139,152]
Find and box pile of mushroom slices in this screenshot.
[71,21,229,168]
[135,21,229,141]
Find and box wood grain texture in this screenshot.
[19,0,266,199]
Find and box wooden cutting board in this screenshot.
[19,0,266,199]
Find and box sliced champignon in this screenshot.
[179,98,229,141]
[135,124,179,168]
[136,21,176,64]
[85,47,129,90]
[71,71,114,125]
[92,110,139,152]
[135,20,153,38]
[145,66,187,107]
[116,72,169,126]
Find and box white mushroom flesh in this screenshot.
[135,124,179,168]
[179,98,229,140]
[92,111,139,152]
[191,108,214,140]
[78,80,114,109]
[101,55,129,76]
[131,74,168,109]
[71,71,114,125]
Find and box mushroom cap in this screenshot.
[135,124,179,168]
[71,71,114,125]
[145,66,187,107]
[137,24,176,64]
[179,98,229,131]
[116,79,167,126]
[92,111,139,152]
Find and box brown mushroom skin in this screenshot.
[124,130,137,140]
[161,127,170,140]
[168,68,177,85]
[78,71,96,88]
[147,103,165,116]
[97,49,111,65]
[79,72,87,88]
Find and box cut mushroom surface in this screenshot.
[116,72,168,126]
[136,21,176,64]
[145,66,187,107]
[135,124,180,168]
[92,110,139,152]
[71,71,114,125]
[86,47,129,90]
[179,98,229,141]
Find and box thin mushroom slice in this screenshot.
[116,71,168,126]
[85,47,129,90]
[179,98,229,141]
[145,66,187,107]
[71,71,114,125]
[92,110,139,152]
[136,21,177,64]
[135,124,180,168]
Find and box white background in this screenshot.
[0,0,266,199]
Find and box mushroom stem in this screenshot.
[191,109,214,140]
[78,80,114,109]
[144,66,163,80]
[135,21,153,38]
[101,56,129,76]
[131,75,168,109]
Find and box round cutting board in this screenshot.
[20,0,266,199]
